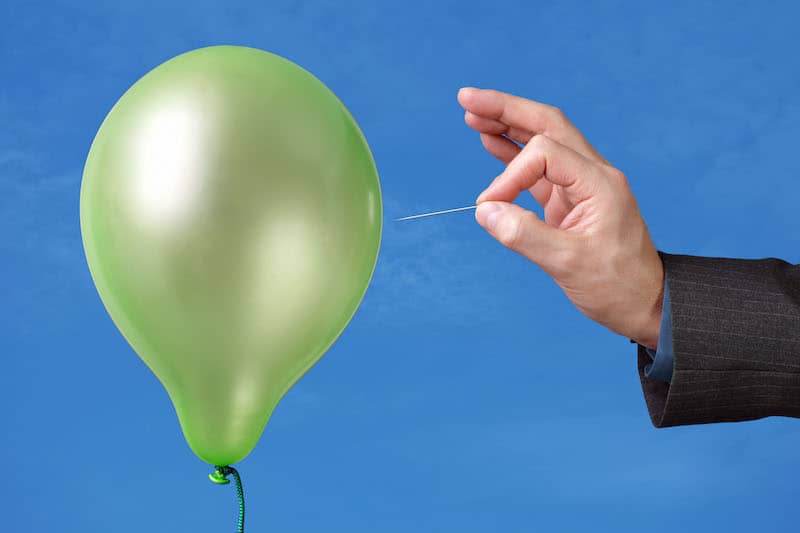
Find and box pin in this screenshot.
[394,205,477,221]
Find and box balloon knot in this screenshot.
[209,465,232,484]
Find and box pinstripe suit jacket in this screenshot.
[637,251,800,427]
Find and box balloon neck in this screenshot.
[209,465,232,484]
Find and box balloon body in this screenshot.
[80,46,382,466]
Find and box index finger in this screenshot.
[477,135,601,206]
[458,87,608,164]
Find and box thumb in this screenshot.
[475,201,570,271]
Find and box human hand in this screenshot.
[457,87,664,350]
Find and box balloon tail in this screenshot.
[210,465,245,533]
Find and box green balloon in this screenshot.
[80,46,382,466]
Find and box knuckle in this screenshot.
[549,238,582,278]
[547,105,568,125]
[528,133,549,151]
[605,166,628,186]
[561,242,583,272]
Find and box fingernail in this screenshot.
[475,202,503,231]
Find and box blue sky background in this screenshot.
[3,1,800,531]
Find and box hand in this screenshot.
[457,87,664,350]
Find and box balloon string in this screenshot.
[210,465,245,533]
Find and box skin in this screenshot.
[457,87,664,350]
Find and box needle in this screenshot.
[394,205,477,221]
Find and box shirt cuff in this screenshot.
[643,276,673,383]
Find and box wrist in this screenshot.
[636,267,665,351]
[625,251,665,351]
[636,310,662,351]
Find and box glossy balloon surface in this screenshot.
[80,46,382,465]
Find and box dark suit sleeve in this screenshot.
[636,250,800,428]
